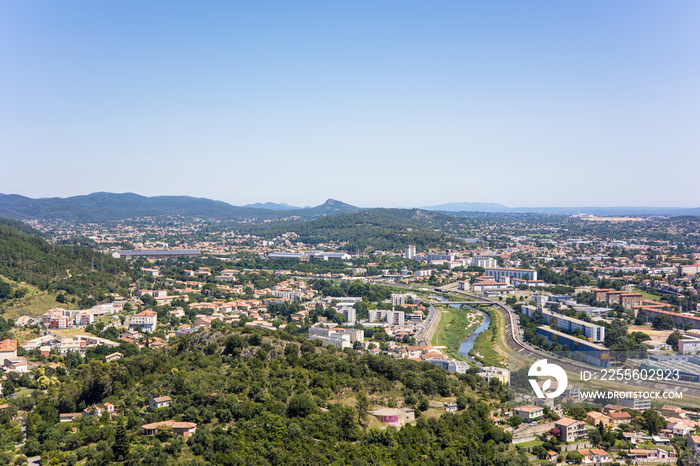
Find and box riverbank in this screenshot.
[431,305,483,361]
[470,307,507,367]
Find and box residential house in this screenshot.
[444,402,458,413]
[59,413,83,423]
[105,352,123,363]
[513,405,544,422]
[576,448,611,463]
[149,395,172,410]
[686,435,700,452]
[627,448,670,462]
[103,402,116,417]
[586,411,612,429]
[141,420,197,437]
[370,408,415,427]
[609,411,632,427]
[668,421,693,437]
[555,418,588,442]
[661,405,685,419]
[3,358,28,373]
[0,339,18,362]
[477,366,511,385]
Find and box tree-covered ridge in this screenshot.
[0,193,362,222]
[0,220,130,305]
[234,208,465,252]
[7,328,525,465]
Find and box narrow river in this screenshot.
[437,297,491,362]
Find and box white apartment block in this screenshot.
[470,256,498,269]
[308,326,364,349]
[130,310,158,333]
[679,339,700,355]
[484,267,538,281]
[368,310,405,326]
[405,245,416,259]
[426,253,456,262]
[75,312,95,326]
[340,307,356,324]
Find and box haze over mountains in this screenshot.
[0,192,699,222]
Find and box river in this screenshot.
[437,296,491,362]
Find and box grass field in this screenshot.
[470,308,506,367]
[631,287,663,302]
[431,305,483,361]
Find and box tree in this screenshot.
[652,315,674,330]
[565,451,584,464]
[355,391,370,427]
[642,409,666,434]
[666,331,680,351]
[287,393,318,418]
[508,416,522,427]
[532,445,548,459]
[456,395,469,411]
[112,422,130,460]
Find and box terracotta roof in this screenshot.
[0,339,17,352]
[142,420,196,430]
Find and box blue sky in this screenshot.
[1,1,698,208]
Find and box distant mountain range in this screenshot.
[0,193,361,222]
[0,192,698,222]
[421,202,700,216]
[243,202,301,211]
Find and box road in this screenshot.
[365,280,700,399]
[441,287,700,399]
[418,304,439,346]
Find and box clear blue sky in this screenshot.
[1,1,698,208]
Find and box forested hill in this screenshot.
[0,193,362,222]
[0,192,274,222]
[234,208,465,252]
[0,219,130,305]
[5,327,525,465]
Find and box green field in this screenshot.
[631,287,662,302]
[431,305,483,361]
[470,308,506,367]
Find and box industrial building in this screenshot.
[117,249,201,260]
[536,326,611,367]
[634,355,700,383]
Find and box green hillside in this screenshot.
[0,220,131,311]
[236,208,464,252]
[1,327,524,465]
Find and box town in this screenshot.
[0,210,700,464]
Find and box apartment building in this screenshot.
[130,310,158,333]
[484,267,538,281]
[308,326,364,350]
[555,418,588,442]
[368,310,405,326]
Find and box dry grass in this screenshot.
[1,289,79,320]
[11,327,41,344]
[51,329,93,338]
